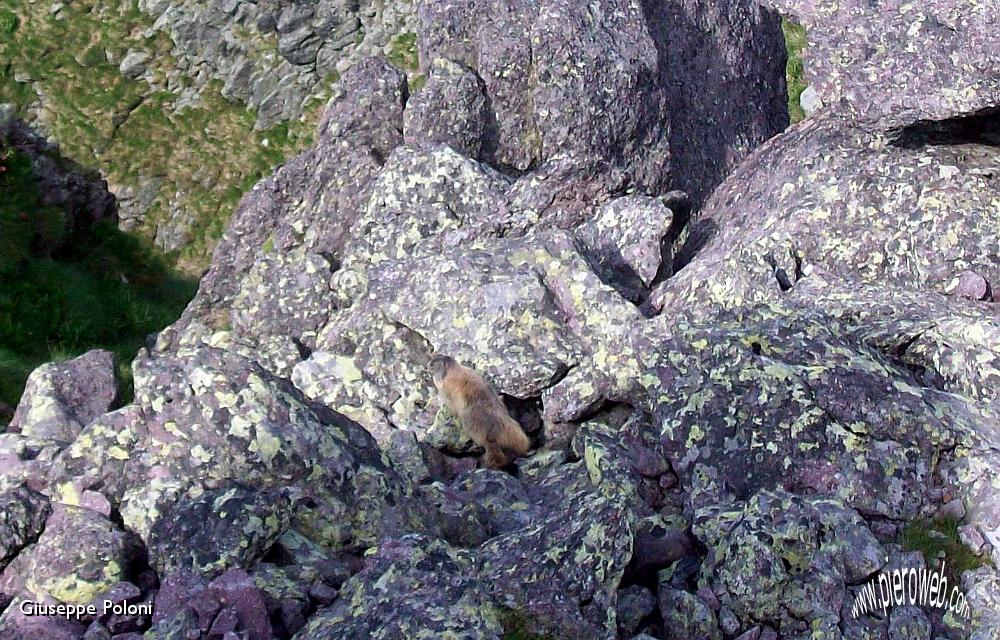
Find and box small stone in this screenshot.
[91,581,142,617]
[718,606,741,636]
[946,270,990,301]
[938,498,966,519]
[958,524,988,555]
[870,520,898,539]
[759,627,778,640]
[658,585,722,640]
[659,472,678,490]
[616,585,655,636]
[888,605,930,640]
[308,581,339,605]
[80,490,112,517]
[735,627,761,640]
[697,585,721,611]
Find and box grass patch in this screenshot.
[899,516,990,585]
[0,9,18,35]
[0,0,323,273]
[0,144,197,414]
[387,32,419,72]
[782,18,807,124]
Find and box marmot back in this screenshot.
[428,355,531,469]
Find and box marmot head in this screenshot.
[428,354,457,385]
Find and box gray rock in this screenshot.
[616,585,655,636]
[10,350,117,444]
[888,605,931,640]
[118,49,150,79]
[403,58,488,160]
[0,484,51,568]
[947,270,992,301]
[147,485,291,579]
[692,490,885,635]
[657,585,723,640]
[0,504,138,605]
[768,0,1000,129]
[576,195,681,299]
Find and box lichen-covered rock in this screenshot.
[172,57,409,354]
[657,585,723,640]
[637,301,997,522]
[108,345,425,553]
[147,485,292,579]
[767,0,1000,129]
[693,489,886,635]
[403,58,488,159]
[417,0,786,200]
[229,249,336,354]
[888,605,931,640]
[576,195,681,301]
[9,350,117,444]
[476,489,634,638]
[0,505,138,605]
[295,229,646,442]
[656,114,1000,322]
[963,566,1000,640]
[147,569,273,640]
[292,535,504,640]
[0,599,87,640]
[0,484,51,569]
[616,585,656,637]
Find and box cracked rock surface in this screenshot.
[1,0,999,638]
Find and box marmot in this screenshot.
[428,355,531,469]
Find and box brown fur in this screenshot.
[428,355,531,469]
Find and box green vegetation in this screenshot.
[0,145,197,412]
[388,32,420,74]
[0,9,18,34]
[900,516,990,585]
[782,18,808,124]
[0,0,323,273]
[499,609,555,640]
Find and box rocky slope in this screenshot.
[1,1,999,640]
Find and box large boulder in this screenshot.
[147,485,292,579]
[0,505,138,605]
[292,535,503,640]
[9,350,118,444]
[655,114,1000,322]
[693,489,886,635]
[768,0,1000,129]
[0,484,51,569]
[417,0,787,201]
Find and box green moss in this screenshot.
[0,9,17,35]
[78,44,107,68]
[782,18,807,124]
[900,516,990,585]
[409,73,427,93]
[499,609,556,640]
[387,32,419,72]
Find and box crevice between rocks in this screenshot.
[890,107,1000,149]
